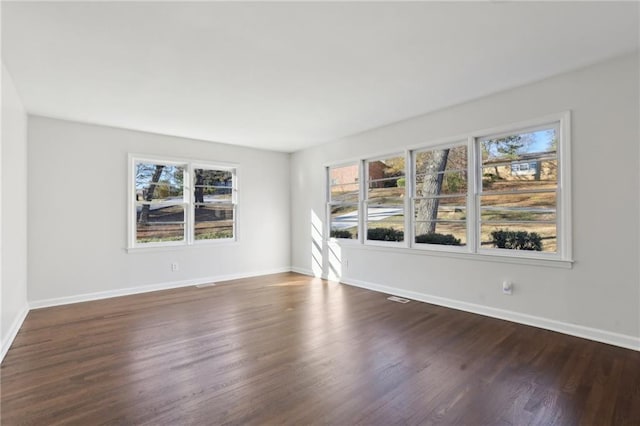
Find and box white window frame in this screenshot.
[192,162,238,245]
[410,139,470,253]
[326,162,361,242]
[474,117,569,261]
[324,111,572,266]
[364,152,407,247]
[128,154,238,251]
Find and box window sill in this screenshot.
[330,240,573,269]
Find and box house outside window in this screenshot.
[328,163,359,240]
[479,124,560,254]
[365,155,405,243]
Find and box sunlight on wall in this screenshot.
[311,210,324,277]
[327,240,342,281]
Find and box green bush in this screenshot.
[415,232,461,246]
[330,229,353,239]
[397,177,406,188]
[490,230,542,251]
[367,227,404,242]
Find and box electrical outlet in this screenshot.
[171,262,179,272]
[344,259,349,269]
[502,280,513,295]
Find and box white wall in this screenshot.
[290,53,640,348]
[28,117,291,303]
[1,64,29,357]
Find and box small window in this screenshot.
[129,156,237,249]
[328,163,359,240]
[365,155,405,243]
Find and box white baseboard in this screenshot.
[1,304,29,363]
[16,267,640,354]
[340,276,640,352]
[29,267,292,309]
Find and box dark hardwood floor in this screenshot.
[2,272,639,425]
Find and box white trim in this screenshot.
[1,304,29,363]
[340,276,639,352]
[558,111,572,261]
[29,267,291,309]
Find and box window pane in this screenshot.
[480,223,556,253]
[369,156,405,179]
[135,204,185,243]
[136,163,185,203]
[414,196,466,245]
[368,195,404,207]
[481,128,557,192]
[367,220,404,242]
[414,196,466,221]
[414,222,466,246]
[480,193,556,222]
[415,145,467,175]
[194,205,234,240]
[416,171,467,196]
[195,187,232,203]
[367,206,404,242]
[330,204,358,239]
[482,158,557,192]
[330,164,358,186]
[194,169,233,186]
[330,184,359,203]
[194,169,233,204]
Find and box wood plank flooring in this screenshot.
[2,272,639,425]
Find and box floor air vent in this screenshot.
[387,296,410,304]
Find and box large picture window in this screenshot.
[326,112,571,263]
[129,155,237,249]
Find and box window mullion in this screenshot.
[186,165,194,245]
[405,149,413,248]
[469,136,479,254]
[359,159,366,244]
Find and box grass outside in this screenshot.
[136,205,233,242]
[332,181,557,251]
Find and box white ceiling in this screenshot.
[2,1,638,152]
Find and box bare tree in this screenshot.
[415,149,449,235]
[138,164,165,224]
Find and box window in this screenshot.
[365,154,405,243]
[325,112,570,263]
[328,163,359,240]
[193,166,235,241]
[413,143,467,247]
[479,124,559,254]
[129,155,237,249]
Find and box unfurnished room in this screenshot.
[1,1,639,424]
